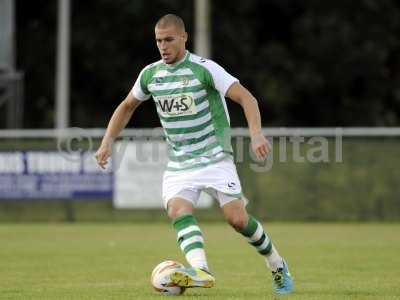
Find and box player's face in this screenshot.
[155,25,187,64]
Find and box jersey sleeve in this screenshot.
[130,68,151,101]
[204,60,239,96]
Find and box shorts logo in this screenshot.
[154,93,197,117]
[227,182,236,189]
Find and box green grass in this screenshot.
[1,223,399,299]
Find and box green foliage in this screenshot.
[213,0,400,126]
[16,0,400,127]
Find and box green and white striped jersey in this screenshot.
[131,51,238,171]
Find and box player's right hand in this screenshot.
[95,144,112,169]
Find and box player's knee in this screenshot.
[223,202,248,231]
[167,206,183,220]
[226,215,247,231]
[167,199,193,220]
[168,207,183,220]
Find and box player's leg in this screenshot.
[221,198,293,294]
[204,157,293,293]
[163,168,215,288]
[221,199,283,270]
[167,196,208,271]
[166,194,215,288]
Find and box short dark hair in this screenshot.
[155,14,186,32]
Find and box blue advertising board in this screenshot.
[0,151,112,199]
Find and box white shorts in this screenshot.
[162,157,244,209]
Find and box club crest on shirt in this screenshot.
[154,93,197,117]
[181,77,190,86]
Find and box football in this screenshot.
[150,260,186,295]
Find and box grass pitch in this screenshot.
[1,223,399,299]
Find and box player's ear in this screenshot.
[182,32,188,42]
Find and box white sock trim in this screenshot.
[247,221,264,242]
[256,235,271,251]
[185,248,209,270]
[180,235,204,250]
[177,225,202,239]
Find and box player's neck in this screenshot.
[166,50,188,66]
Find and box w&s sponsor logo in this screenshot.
[154,93,197,117]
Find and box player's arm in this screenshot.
[226,82,271,161]
[95,92,142,169]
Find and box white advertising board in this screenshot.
[113,141,213,209]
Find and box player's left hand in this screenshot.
[250,132,271,161]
